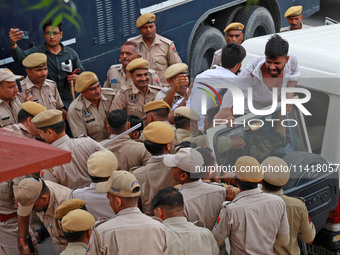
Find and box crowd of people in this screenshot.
[0,5,317,255]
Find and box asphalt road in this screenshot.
[304,0,340,26]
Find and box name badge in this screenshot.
[86,118,95,123]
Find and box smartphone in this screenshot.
[15,30,29,40]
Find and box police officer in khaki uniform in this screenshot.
[144,100,171,125]
[210,23,244,67]
[3,101,46,139]
[281,6,310,32]
[109,59,160,123]
[20,53,65,114]
[32,109,105,189]
[212,156,290,255]
[164,147,226,230]
[0,68,23,127]
[104,109,151,171]
[128,13,182,86]
[155,63,190,109]
[104,41,161,90]
[68,71,115,141]
[72,150,118,220]
[133,121,178,215]
[14,177,72,254]
[261,157,316,255]
[60,209,95,255]
[152,186,219,255]
[88,171,168,254]
[0,176,26,255]
[173,106,206,147]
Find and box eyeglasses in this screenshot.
[45,31,61,37]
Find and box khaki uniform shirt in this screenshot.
[3,123,33,138]
[0,176,26,255]
[36,181,72,253]
[280,22,310,32]
[60,242,88,255]
[41,135,105,189]
[128,34,182,85]
[72,183,115,221]
[155,87,184,108]
[103,134,151,171]
[20,76,64,110]
[268,190,316,255]
[103,64,162,90]
[173,128,206,147]
[0,97,22,127]
[212,188,290,255]
[179,180,226,230]
[88,207,168,255]
[163,216,219,255]
[133,156,179,215]
[68,88,115,141]
[109,84,160,122]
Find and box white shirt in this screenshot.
[189,66,237,129]
[221,55,300,113]
[72,183,115,220]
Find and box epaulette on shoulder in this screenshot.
[45,78,56,85]
[158,35,172,45]
[149,85,162,91]
[101,88,116,96]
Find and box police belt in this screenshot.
[0,212,17,222]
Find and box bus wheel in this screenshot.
[189,25,226,78]
[235,6,275,40]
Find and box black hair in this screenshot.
[38,121,65,134]
[144,140,167,155]
[221,43,246,69]
[107,109,127,132]
[128,114,144,131]
[174,116,190,129]
[64,231,86,243]
[235,177,258,190]
[89,176,109,183]
[152,186,184,210]
[148,108,169,119]
[17,109,34,123]
[262,179,282,192]
[265,34,289,60]
[42,18,63,32]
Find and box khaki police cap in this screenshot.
[174,106,200,121]
[136,13,156,28]
[164,63,188,79]
[224,22,244,33]
[21,101,46,116]
[0,68,23,82]
[96,170,141,198]
[55,199,87,220]
[234,156,263,183]
[22,53,47,68]
[126,58,149,72]
[31,109,63,128]
[285,6,302,17]
[144,100,171,113]
[262,157,290,186]
[75,71,99,93]
[61,209,95,233]
[143,121,174,144]
[163,147,204,173]
[14,178,43,217]
[87,150,118,178]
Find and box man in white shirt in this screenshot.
[215,34,299,122]
[190,43,246,129]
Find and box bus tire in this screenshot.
[189,25,226,78]
[235,6,275,40]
